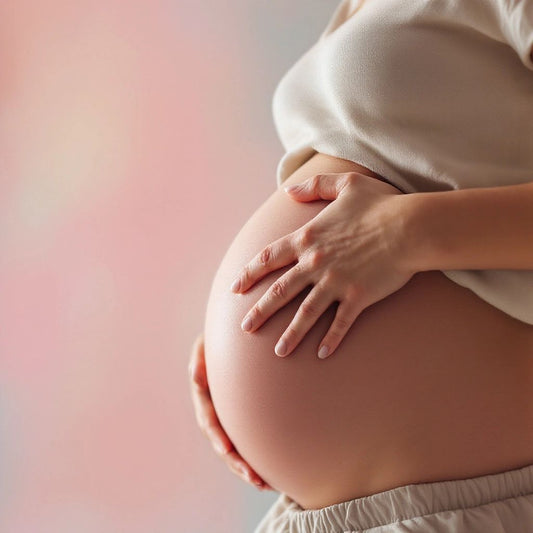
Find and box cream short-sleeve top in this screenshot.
[272,0,533,325]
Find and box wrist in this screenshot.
[392,192,439,274]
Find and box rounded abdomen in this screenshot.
[204,153,533,510]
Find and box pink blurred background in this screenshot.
[0,0,339,531]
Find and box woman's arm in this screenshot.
[401,180,533,272]
[232,173,533,359]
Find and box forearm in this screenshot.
[400,180,533,272]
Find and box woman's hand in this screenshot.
[188,333,274,491]
[231,172,416,359]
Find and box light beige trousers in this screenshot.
[254,462,533,533]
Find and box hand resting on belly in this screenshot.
[230,170,413,360]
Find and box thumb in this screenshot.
[283,173,349,202]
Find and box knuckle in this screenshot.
[189,364,204,387]
[292,262,307,281]
[251,304,263,322]
[210,434,226,455]
[300,299,319,317]
[334,316,351,332]
[299,226,314,248]
[211,434,227,454]
[322,269,338,285]
[232,464,248,481]
[227,462,239,476]
[240,265,249,287]
[284,325,298,343]
[259,245,272,266]
[308,249,324,268]
[198,417,209,433]
[347,283,363,300]
[271,279,287,299]
[311,174,322,192]
[344,172,359,188]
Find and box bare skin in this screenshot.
[189,333,274,491]
[195,152,533,509]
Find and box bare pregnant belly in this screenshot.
[204,152,533,510]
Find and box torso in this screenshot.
[204,152,533,510]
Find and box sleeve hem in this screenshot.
[505,0,533,70]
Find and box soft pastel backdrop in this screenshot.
[0,0,340,532]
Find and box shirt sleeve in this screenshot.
[501,0,533,70]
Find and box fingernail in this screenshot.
[274,338,287,356]
[231,278,241,292]
[318,345,329,359]
[241,316,252,332]
[284,184,300,193]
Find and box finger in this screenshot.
[222,446,270,488]
[193,388,234,455]
[231,235,298,294]
[223,449,268,488]
[188,333,205,371]
[274,281,332,357]
[283,173,354,202]
[241,264,311,333]
[317,299,361,359]
[190,378,269,488]
[188,335,274,491]
[190,355,235,456]
[188,335,208,390]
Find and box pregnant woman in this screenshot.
[190,0,533,531]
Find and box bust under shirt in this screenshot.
[272,0,533,325]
